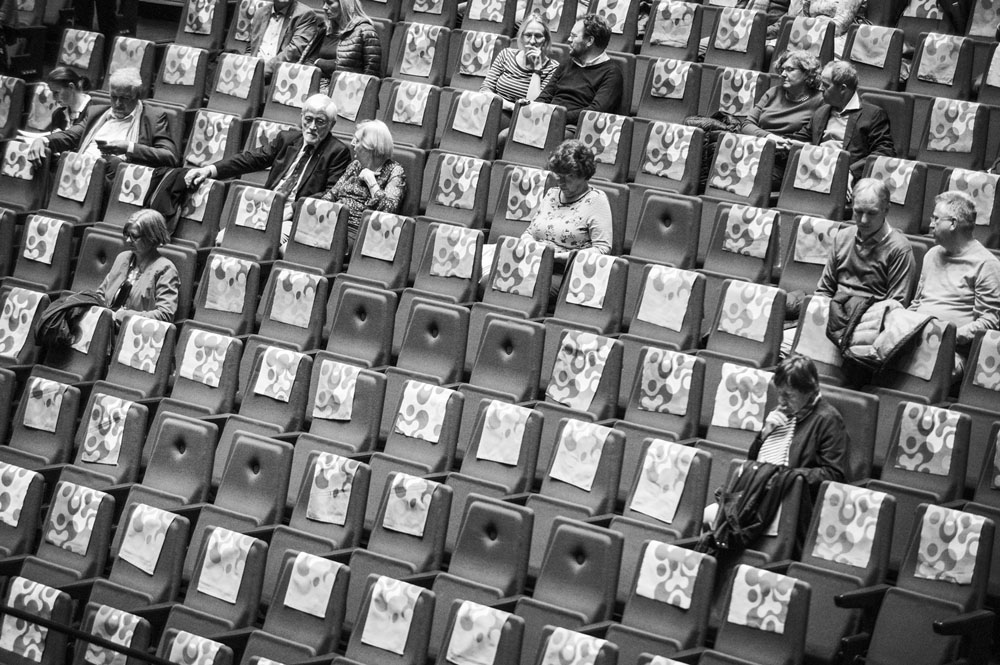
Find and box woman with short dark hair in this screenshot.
[749,353,847,492]
[96,209,179,324]
[519,139,613,264]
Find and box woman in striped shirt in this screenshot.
[480,13,560,119]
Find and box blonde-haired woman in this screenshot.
[321,120,406,248]
[303,0,382,85]
[481,12,560,117]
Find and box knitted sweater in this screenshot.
[536,56,623,125]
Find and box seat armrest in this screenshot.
[402,571,440,589]
[834,584,890,610]
[663,647,706,663]
[577,620,614,637]
[759,559,793,574]
[933,609,995,636]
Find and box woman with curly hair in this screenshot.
[742,50,823,186]
[521,139,613,264]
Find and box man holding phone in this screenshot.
[27,67,178,171]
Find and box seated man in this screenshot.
[793,60,895,181]
[784,178,916,355]
[27,67,178,170]
[185,94,351,250]
[535,14,623,134]
[910,191,1000,377]
[248,0,321,78]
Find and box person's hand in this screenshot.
[112,308,128,324]
[26,138,47,164]
[769,133,791,150]
[98,140,129,156]
[185,166,213,188]
[359,168,379,190]
[523,46,542,70]
[761,409,791,438]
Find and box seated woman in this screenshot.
[741,49,823,186]
[703,354,848,538]
[320,119,406,249]
[521,139,613,265]
[480,12,560,123]
[97,209,179,324]
[43,67,94,132]
[303,0,382,87]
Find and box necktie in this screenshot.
[275,143,315,200]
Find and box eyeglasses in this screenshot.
[779,65,802,73]
[301,115,330,127]
[123,231,140,242]
[930,214,956,225]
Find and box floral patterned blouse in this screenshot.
[521,187,613,257]
[321,158,407,240]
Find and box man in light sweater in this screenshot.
[909,190,1000,377]
[535,13,623,135]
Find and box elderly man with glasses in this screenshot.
[27,67,178,170]
[185,94,351,249]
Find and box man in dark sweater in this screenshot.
[536,14,624,132]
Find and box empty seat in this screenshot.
[42,151,107,226]
[323,284,398,368]
[217,185,286,262]
[152,44,210,112]
[785,482,895,665]
[704,11,768,71]
[502,102,567,168]
[174,0,228,51]
[771,15,836,70]
[0,461,44,557]
[206,53,265,120]
[532,627,618,665]
[93,315,177,399]
[262,63,322,125]
[778,216,844,302]
[57,390,149,490]
[184,109,242,168]
[609,440,712,602]
[915,98,988,170]
[389,22,451,86]
[606,541,715,663]
[157,630,233,665]
[329,72,381,140]
[842,24,904,90]
[0,577,73,665]
[776,144,850,220]
[55,28,104,86]
[950,330,1000,490]
[435,601,525,665]
[438,89,503,160]
[193,251,261,337]
[0,286,50,369]
[0,139,50,214]
[70,603,151,665]
[242,551,349,662]
[333,575,435,665]
[0,373,81,469]
[164,526,268,637]
[514,519,623,662]
[89,502,191,610]
[19,480,114,587]
[4,214,73,294]
[574,111,632,182]
[283,198,350,275]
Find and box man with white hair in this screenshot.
[186,93,351,247]
[27,67,178,168]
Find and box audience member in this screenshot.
[44,67,94,132]
[96,209,179,324]
[535,14,623,132]
[521,139,613,264]
[741,0,791,40]
[814,178,915,305]
[320,119,406,250]
[703,354,847,538]
[481,12,560,124]
[741,50,823,187]
[248,0,321,78]
[303,0,382,87]
[185,94,351,250]
[792,60,894,181]
[26,67,179,170]
[909,191,1000,375]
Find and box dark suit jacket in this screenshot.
[247,0,320,66]
[793,100,896,178]
[46,102,179,168]
[212,130,351,199]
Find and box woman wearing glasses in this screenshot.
[481,12,560,123]
[741,50,823,186]
[96,209,179,324]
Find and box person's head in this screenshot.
[301,94,338,145]
[352,119,394,169]
[272,0,293,12]
[107,68,143,120]
[324,0,368,29]
[775,50,822,94]
[46,67,88,107]
[773,354,820,414]
[547,139,596,197]
[930,190,977,250]
[518,13,551,56]
[819,60,858,110]
[851,178,890,238]
[568,14,612,59]
[123,209,170,257]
